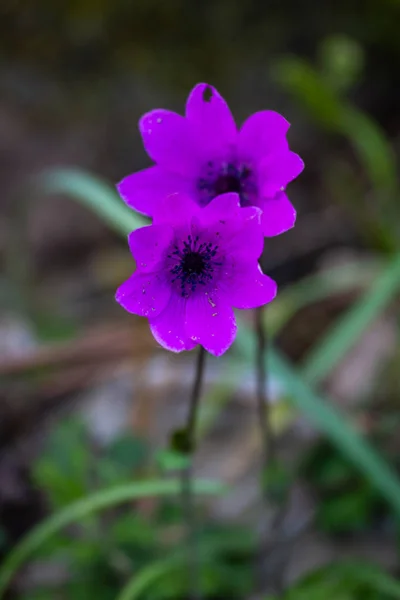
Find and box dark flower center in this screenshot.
[181,251,206,276]
[168,234,222,298]
[197,160,257,207]
[214,174,241,195]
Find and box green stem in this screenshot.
[182,346,207,600]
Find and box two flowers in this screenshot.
[116,83,303,356]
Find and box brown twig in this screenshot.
[0,322,153,377]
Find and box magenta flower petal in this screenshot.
[260,151,304,198]
[115,271,170,317]
[227,266,277,309]
[260,192,296,237]
[199,191,241,219]
[185,83,237,157]
[118,167,193,216]
[139,110,199,176]
[116,192,277,356]
[199,193,264,260]
[238,110,290,161]
[150,296,197,353]
[224,207,264,260]
[128,224,173,272]
[152,191,201,226]
[186,295,237,357]
[119,83,302,225]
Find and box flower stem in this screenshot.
[181,346,206,600]
[187,346,207,446]
[255,306,286,595]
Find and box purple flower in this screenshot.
[116,192,277,356]
[118,83,303,237]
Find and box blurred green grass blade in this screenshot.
[342,107,398,192]
[235,329,400,519]
[39,167,147,236]
[273,57,342,130]
[301,253,400,385]
[274,56,397,191]
[270,561,400,599]
[117,529,254,600]
[339,562,400,597]
[117,555,181,600]
[267,258,382,337]
[0,478,223,598]
[270,349,400,519]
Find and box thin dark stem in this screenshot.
[187,346,207,446]
[182,346,206,600]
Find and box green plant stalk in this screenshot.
[301,252,400,385]
[0,479,223,598]
[182,346,207,600]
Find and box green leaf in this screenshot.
[274,56,398,193]
[32,419,91,508]
[273,57,343,130]
[275,560,400,599]
[96,434,150,486]
[0,478,224,598]
[266,258,382,338]
[116,529,254,600]
[270,349,400,520]
[342,107,398,193]
[318,34,364,93]
[301,253,400,385]
[156,448,191,471]
[318,489,374,534]
[235,331,400,522]
[38,168,147,236]
[117,555,182,600]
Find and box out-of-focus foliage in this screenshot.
[273,42,400,251]
[42,166,400,521]
[267,561,400,600]
[40,169,147,236]
[2,1,400,597]
[302,441,393,535]
[7,419,252,600]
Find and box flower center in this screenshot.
[168,234,222,298]
[181,251,206,276]
[214,173,241,195]
[197,160,257,207]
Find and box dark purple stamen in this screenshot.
[214,174,241,195]
[168,235,221,298]
[181,251,205,276]
[197,161,257,207]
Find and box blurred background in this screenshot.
[1,1,400,599]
